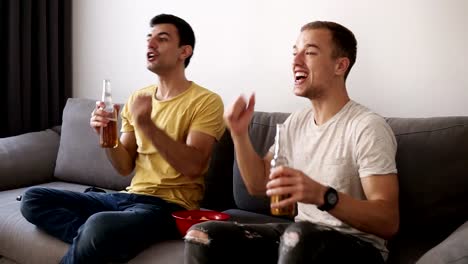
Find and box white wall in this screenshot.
[73,0,468,117]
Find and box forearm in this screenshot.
[232,134,269,195]
[105,142,135,176]
[329,192,399,239]
[138,122,206,179]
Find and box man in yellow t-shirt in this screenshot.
[20,14,224,264]
[121,82,224,210]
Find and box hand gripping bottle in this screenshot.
[270,123,295,217]
[100,79,118,148]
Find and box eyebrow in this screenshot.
[293,43,320,50]
[147,32,171,38]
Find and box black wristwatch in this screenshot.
[317,186,339,211]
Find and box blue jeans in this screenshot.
[20,187,184,264]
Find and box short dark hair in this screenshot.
[301,21,357,80]
[150,14,195,68]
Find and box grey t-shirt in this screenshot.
[270,100,397,257]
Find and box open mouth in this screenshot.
[147,52,156,62]
[294,71,308,84]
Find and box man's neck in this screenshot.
[311,87,350,126]
[155,70,191,101]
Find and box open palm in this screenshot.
[224,94,256,137]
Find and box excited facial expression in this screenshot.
[146,23,187,74]
[292,28,341,99]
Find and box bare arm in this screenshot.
[267,168,399,239]
[105,132,138,176]
[330,174,399,239]
[232,134,272,195]
[225,94,273,195]
[136,121,215,179]
[90,102,137,176]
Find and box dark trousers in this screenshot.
[184,221,385,264]
[20,187,183,264]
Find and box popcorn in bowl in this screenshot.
[172,209,230,236]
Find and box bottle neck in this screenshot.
[102,79,113,112]
[272,124,287,168]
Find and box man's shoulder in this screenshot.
[129,85,156,99]
[190,82,220,96]
[188,82,223,103]
[346,101,394,138]
[347,101,386,125]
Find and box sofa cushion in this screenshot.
[416,221,468,264]
[233,111,290,214]
[386,117,468,238]
[0,182,184,264]
[54,98,132,190]
[0,129,59,191]
[0,182,86,263]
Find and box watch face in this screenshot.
[327,193,338,204]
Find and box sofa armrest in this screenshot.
[0,129,60,190]
[416,221,468,264]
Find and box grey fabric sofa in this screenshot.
[0,98,467,264]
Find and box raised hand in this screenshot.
[90,101,120,135]
[130,95,153,126]
[224,94,255,137]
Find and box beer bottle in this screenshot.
[270,123,295,217]
[100,79,118,148]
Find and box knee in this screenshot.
[185,229,210,245]
[20,187,47,222]
[184,221,225,245]
[76,213,114,250]
[280,222,321,250]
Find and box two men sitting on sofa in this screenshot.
[184,21,399,264]
[20,14,399,264]
[20,14,225,263]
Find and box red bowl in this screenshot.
[172,210,230,236]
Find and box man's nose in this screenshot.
[292,51,303,66]
[147,37,157,48]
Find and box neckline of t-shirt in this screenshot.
[153,81,195,103]
[311,100,355,131]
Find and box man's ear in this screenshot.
[335,57,350,77]
[180,45,193,61]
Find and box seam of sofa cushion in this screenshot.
[250,122,276,127]
[394,124,468,137]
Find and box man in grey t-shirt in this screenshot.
[184,21,399,264]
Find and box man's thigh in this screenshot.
[279,222,384,264]
[186,221,290,264]
[75,201,181,261]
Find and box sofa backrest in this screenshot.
[233,111,290,215]
[388,116,468,235]
[200,130,236,211]
[54,98,132,190]
[386,116,468,263]
[0,129,60,191]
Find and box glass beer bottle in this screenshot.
[100,79,119,148]
[270,123,295,217]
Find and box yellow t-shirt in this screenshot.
[120,82,225,209]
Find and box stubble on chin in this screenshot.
[147,64,160,75]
